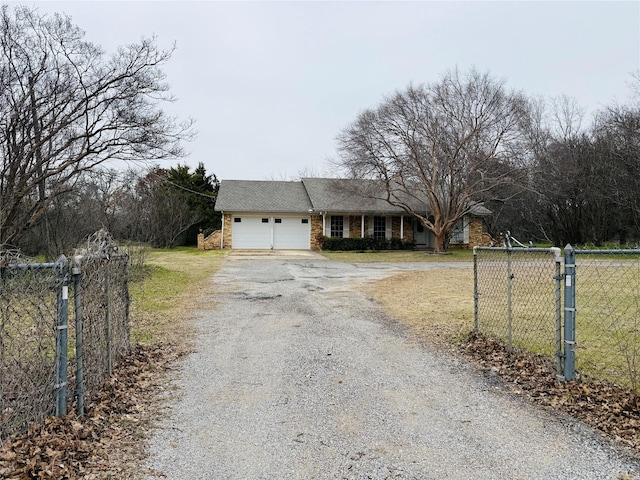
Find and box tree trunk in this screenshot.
[433,230,447,253]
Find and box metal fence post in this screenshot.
[506,247,513,349]
[55,255,69,416]
[72,256,85,416]
[473,246,479,332]
[552,247,563,377]
[563,244,576,380]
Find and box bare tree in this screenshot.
[336,68,529,252]
[551,94,585,141]
[0,6,193,248]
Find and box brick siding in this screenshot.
[197,230,222,250]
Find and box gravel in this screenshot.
[145,252,640,479]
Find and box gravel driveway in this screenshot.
[146,252,639,479]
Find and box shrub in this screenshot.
[321,236,414,251]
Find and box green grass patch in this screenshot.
[129,264,188,312]
[129,248,227,346]
[573,263,640,390]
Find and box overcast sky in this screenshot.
[12,1,640,180]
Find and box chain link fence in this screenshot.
[71,253,130,412]
[0,232,130,442]
[0,254,63,441]
[574,249,640,390]
[474,247,562,365]
[475,244,640,392]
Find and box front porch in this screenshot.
[312,213,490,250]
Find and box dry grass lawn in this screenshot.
[365,267,475,347]
[130,248,227,348]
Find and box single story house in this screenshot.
[205,178,492,250]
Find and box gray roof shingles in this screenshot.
[301,178,406,213]
[216,178,492,216]
[215,180,312,213]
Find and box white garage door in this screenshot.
[273,217,310,250]
[231,216,311,250]
[232,216,271,249]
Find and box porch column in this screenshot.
[220,211,225,248]
[400,215,404,239]
[322,213,326,236]
[361,215,365,238]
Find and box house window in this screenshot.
[373,216,386,240]
[262,218,269,223]
[234,218,241,223]
[450,218,465,244]
[330,215,344,237]
[275,218,282,224]
[301,218,309,224]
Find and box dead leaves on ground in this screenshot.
[463,332,640,456]
[0,344,182,479]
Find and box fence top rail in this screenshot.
[574,249,640,255]
[473,246,562,262]
[2,255,67,271]
[0,253,128,276]
[3,262,61,270]
[473,246,558,253]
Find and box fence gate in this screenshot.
[568,247,640,390]
[0,236,130,442]
[474,246,563,373]
[475,244,640,391]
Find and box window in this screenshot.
[450,218,465,244]
[234,218,241,223]
[275,218,282,224]
[262,218,269,223]
[301,218,309,224]
[330,215,344,237]
[373,216,386,240]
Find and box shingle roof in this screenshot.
[215,180,312,213]
[468,203,492,217]
[215,177,492,216]
[301,178,407,214]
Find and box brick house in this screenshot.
[202,178,492,250]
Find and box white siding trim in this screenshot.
[221,211,225,248]
[464,215,470,243]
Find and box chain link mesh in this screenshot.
[475,248,560,358]
[0,259,62,440]
[74,253,130,406]
[0,231,130,442]
[574,250,640,390]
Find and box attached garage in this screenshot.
[231,216,272,249]
[232,215,310,250]
[273,217,310,249]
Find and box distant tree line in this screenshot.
[19,163,220,257]
[484,95,640,247]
